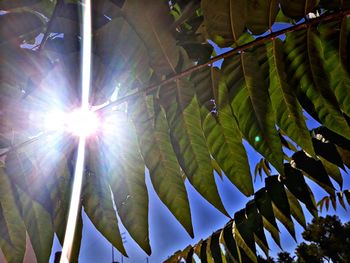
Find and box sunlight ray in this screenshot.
[60,0,92,262]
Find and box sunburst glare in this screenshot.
[45,109,100,137]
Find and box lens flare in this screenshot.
[45,109,100,137]
[66,109,99,137]
[60,0,92,262]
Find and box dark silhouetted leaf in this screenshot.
[245,200,269,257]
[283,164,317,216]
[246,0,279,35]
[222,221,240,262]
[280,0,319,19]
[254,188,281,248]
[312,138,345,169]
[234,209,257,263]
[209,231,223,263]
[265,176,296,240]
[292,151,335,195]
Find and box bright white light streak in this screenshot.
[60,0,91,262]
[60,138,86,263]
[81,0,92,109]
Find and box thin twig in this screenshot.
[96,9,350,114]
[37,0,63,51]
[0,132,47,158]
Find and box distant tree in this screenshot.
[257,255,276,263]
[296,215,350,263]
[257,216,350,263]
[276,252,295,263]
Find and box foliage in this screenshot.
[0,0,350,262]
[296,215,350,263]
[258,216,350,263]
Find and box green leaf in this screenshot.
[254,188,281,249]
[47,154,71,248]
[246,0,279,35]
[340,16,350,73]
[318,20,350,117]
[5,151,52,215]
[201,0,247,46]
[120,0,180,77]
[160,80,228,216]
[319,157,343,190]
[221,51,284,174]
[285,28,350,140]
[92,4,151,103]
[203,111,254,196]
[128,95,193,237]
[0,168,26,263]
[285,189,307,229]
[82,170,126,256]
[16,188,54,263]
[266,39,314,156]
[204,86,253,196]
[265,176,296,240]
[280,0,319,18]
[192,66,253,196]
[106,119,151,254]
[42,149,82,263]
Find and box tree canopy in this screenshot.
[0,0,350,262]
[257,216,350,263]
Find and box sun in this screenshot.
[45,108,100,137]
[66,109,100,137]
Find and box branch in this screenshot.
[0,133,48,158]
[96,8,350,113]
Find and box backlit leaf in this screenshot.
[222,51,284,174]
[201,0,247,46]
[0,168,26,263]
